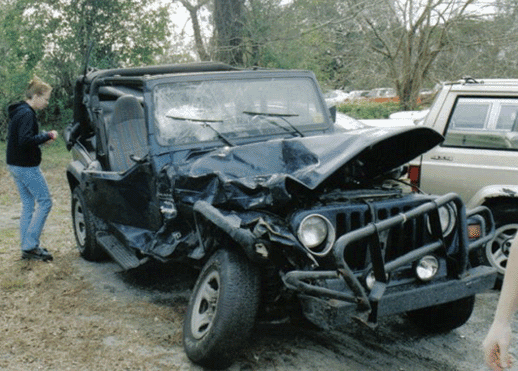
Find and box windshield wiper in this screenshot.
[242,111,304,137]
[166,114,235,147]
[200,121,235,146]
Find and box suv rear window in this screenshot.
[443,97,518,150]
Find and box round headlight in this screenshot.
[415,255,439,281]
[297,214,335,256]
[427,203,456,237]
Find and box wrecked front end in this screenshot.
[283,193,496,329]
[165,126,497,329]
[189,186,496,329]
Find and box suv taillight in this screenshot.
[408,164,421,191]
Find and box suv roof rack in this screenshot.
[442,77,518,87]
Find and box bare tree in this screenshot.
[346,0,489,110]
[178,0,211,61]
[176,0,245,64]
[173,0,511,107]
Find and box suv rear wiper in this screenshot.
[242,111,304,137]
[166,114,235,147]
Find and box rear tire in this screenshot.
[406,295,475,333]
[71,187,107,261]
[183,249,260,369]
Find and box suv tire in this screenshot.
[406,295,475,333]
[483,201,518,286]
[183,249,260,369]
[71,187,106,261]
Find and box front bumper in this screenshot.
[283,193,497,328]
[286,265,496,329]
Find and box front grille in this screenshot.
[293,194,436,271]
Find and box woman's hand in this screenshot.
[46,130,58,143]
[483,321,513,370]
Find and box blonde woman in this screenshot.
[6,76,58,261]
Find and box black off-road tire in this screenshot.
[183,249,260,369]
[71,187,107,261]
[406,295,475,333]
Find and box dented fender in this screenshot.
[192,201,269,263]
[192,200,311,264]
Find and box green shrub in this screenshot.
[337,101,402,120]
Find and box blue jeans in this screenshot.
[7,165,53,252]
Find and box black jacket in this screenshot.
[6,101,52,167]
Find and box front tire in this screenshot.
[183,249,260,369]
[406,295,475,333]
[71,187,106,261]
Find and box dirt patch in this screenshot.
[0,150,514,371]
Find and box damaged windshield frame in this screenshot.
[152,74,329,147]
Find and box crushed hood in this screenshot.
[170,126,443,210]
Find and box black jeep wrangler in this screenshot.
[64,62,497,369]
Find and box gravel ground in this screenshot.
[0,145,515,371]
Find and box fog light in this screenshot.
[415,255,439,281]
[365,271,389,290]
[365,271,376,290]
[468,224,482,239]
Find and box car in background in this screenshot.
[335,112,415,129]
[346,90,370,101]
[366,87,399,103]
[324,89,350,106]
[408,77,518,284]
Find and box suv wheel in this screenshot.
[482,201,518,286]
[486,223,518,282]
[71,187,106,261]
[183,249,260,369]
[406,295,475,333]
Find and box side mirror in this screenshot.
[63,122,80,150]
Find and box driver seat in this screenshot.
[107,95,148,172]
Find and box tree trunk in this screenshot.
[214,0,244,65]
[180,0,210,61]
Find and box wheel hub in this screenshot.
[73,199,86,246]
[487,223,518,275]
[190,271,220,340]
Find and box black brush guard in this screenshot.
[283,193,497,328]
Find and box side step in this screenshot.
[96,232,142,270]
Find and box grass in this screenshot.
[0,137,197,371]
[0,278,26,291]
[337,101,402,119]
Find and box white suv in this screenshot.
[410,78,518,283]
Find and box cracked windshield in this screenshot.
[154,77,328,145]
